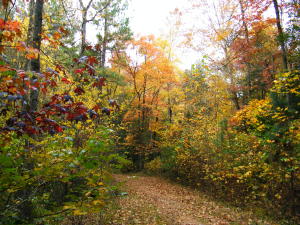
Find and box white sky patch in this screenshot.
[128,0,183,36]
[127,0,199,69]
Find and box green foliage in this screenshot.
[0,123,128,224]
[159,146,177,172]
[144,157,163,174]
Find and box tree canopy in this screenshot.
[0,0,299,224]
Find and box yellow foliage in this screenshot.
[73,209,87,216]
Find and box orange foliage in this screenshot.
[112,36,177,124]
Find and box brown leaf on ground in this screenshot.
[104,174,278,225]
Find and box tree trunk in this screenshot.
[22,0,35,112]
[80,11,87,56]
[30,0,43,72]
[273,0,291,107]
[167,84,173,123]
[223,47,240,110]
[238,0,252,101]
[29,0,44,112]
[79,0,94,56]
[231,91,240,110]
[238,0,249,41]
[272,0,289,71]
[24,0,35,71]
[101,15,108,67]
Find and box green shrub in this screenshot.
[144,157,163,174]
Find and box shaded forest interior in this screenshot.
[0,0,299,224]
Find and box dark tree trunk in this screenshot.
[231,91,240,110]
[24,0,35,70]
[29,0,44,112]
[272,0,289,71]
[18,2,44,219]
[168,107,172,123]
[30,0,43,72]
[273,0,291,107]
[21,0,36,112]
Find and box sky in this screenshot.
[127,0,199,70]
[128,0,184,36]
[81,0,200,70]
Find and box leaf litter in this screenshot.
[102,174,278,225]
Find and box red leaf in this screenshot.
[0,18,5,29]
[88,68,95,76]
[18,89,26,96]
[18,71,26,78]
[36,117,43,122]
[95,44,101,51]
[24,80,30,87]
[59,26,68,35]
[55,125,63,133]
[25,126,39,135]
[50,80,57,87]
[32,81,40,88]
[93,104,101,112]
[66,113,74,120]
[41,88,47,94]
[74,68,85,74]
[61,77,72,84]
[74,103,88,114]
[51,94,62,104]
[74,86,85,95]
[87,56,98,65]
[92,77,106,88]
[85,45,93,50]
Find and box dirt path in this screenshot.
[105,174,277,225]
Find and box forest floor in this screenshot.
[93,174,279,225]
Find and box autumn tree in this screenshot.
[272,0,289,70]
[27,0,44,112]
[94,0,132,67]
[112,35,176,169]
[0,1,128,223]
[186,0,244,109]
[285,0,300,69]
[77,0,112,56]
